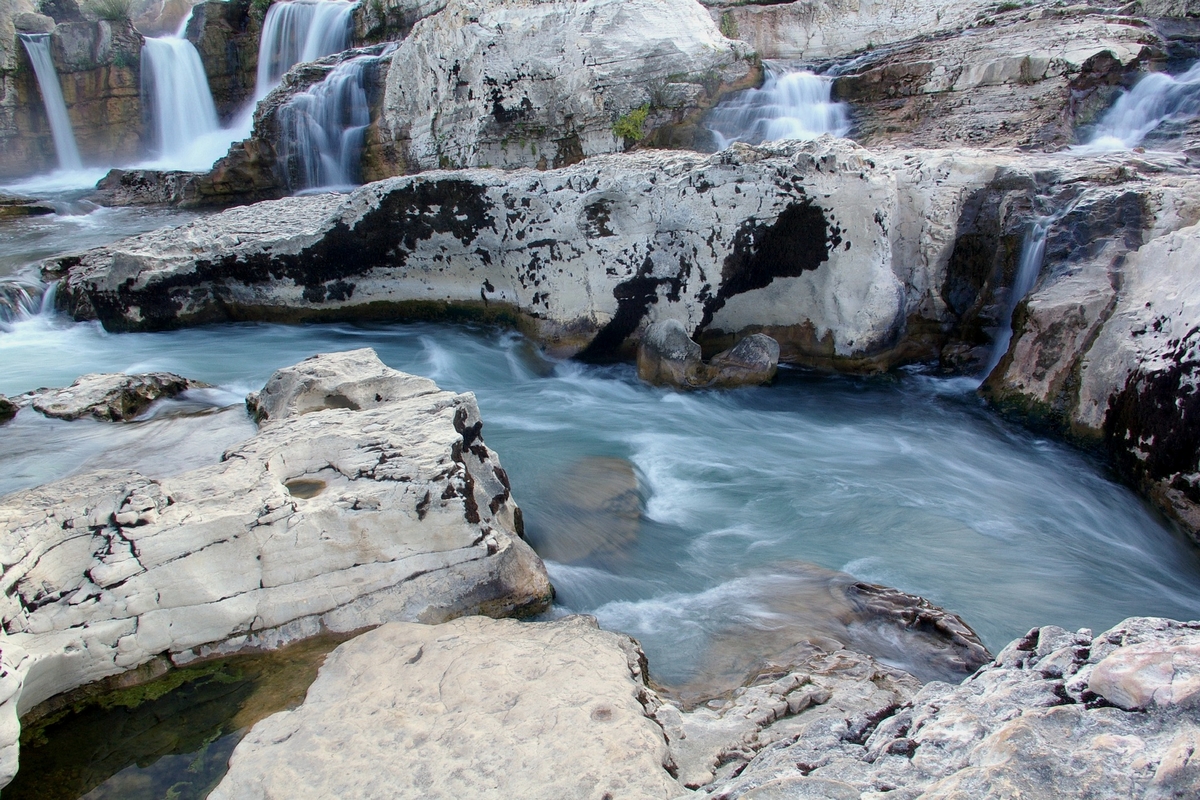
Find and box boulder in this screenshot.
[637,320,780,389]
[0,349,551,788]
[381,0,755,171]
[208,616,684,800]
[0,192,54,217]
[27,371,205,421]
[0,396,15,425]
[13,12,55,33]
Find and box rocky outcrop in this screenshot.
[205,614,1200,800]
[50,139,994,367]
[984,207,1200,540]
[700,0,994,62]
[352,0,447,45]
[695,617,1200,799]
[21,371,204,421]
[184,0,262,121]
[0,0,44,177]
[0,192,54,217]
[209,615,684,800]
[638,319,780,389]
[1,17,145,177]
[832,7,1161,151]
[381,0,756,171]
[0,348,551,788]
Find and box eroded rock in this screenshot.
[638,321,780,389]
[27,371,205,421]
[209,615,683,800]
[0,348,551,788]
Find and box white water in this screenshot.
[706,64,850,149]
[255,0,357,97]
[18,34,83,171]
[1076,61,1200,152]
[983,217,1051,377]
[277,54,373,190]
[141,33,223,169]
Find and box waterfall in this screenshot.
[1076,62,1200,152]
[141,34,222,168]
[18,34,83,171]
[255,0,357,97]
[705,65,850,150]
[982,218,1051,378]
[277,54,374,191]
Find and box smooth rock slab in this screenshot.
[209,616,683,800]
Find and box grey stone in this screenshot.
[28,371,205,421]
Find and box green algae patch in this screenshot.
[7,633,350,800]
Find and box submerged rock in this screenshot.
[26,371,205,421]
[209,616,684,800]
[524,456,642,566]
[0,348,551,789]
[638,320,779,389]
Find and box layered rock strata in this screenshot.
[0,348,551,787]
[205,614,1200,800]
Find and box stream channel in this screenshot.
[4,185,1200,798]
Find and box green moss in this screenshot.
[613,104,650,143]
[719,10,738,40]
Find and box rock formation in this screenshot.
[184,0,263,121]
[21,370,204,421]
[638,319,780,389]
[0,348,551,788]
[209,616,685,800]
[202,614,1200,800]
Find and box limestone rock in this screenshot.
[0,192,54,218]
[28,371,205,421]
[184,0,263,120]
[381,0,754,171]
[0,348,551,788]
[694,618,1200,799]
[13,12,55,34]
[209,615,683,800]
[708,333,780,388]
[353,0,447,44]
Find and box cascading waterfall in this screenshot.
[18,34,83,171]
[140,31,222,169]
[705,64,850,149]
[277,54,374,191]
[982,218,1052,378]
[1076,62,1200,152]
[256,0,357,97]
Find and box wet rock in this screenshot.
[525,456,641,565]
[638,321,779,389]
[693,618,1200,800]
[184,0,263,120]
[637,319,704,387]
[27,371,206,421]
[670,563,989,708]
[0,192,53,217]
[382,0,754,171]
[0,348,551,789]
[0,396,14,425]
[209,616,683,800]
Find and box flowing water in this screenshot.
[140,30,227,171]
[255,0,357,97]
[1076,61,1200,151]
[17,34,82,172]
[276,53,377,191]
[982,216,1052,377]
[705,64,850,150]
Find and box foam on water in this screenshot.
[705,64,850,149]
[1075,61,1200,152]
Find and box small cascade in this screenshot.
[1077,62,1200,152]
[141,34,222,167]
[0,277,53,326]
[982,218,1052,378]
[277,54,374,191]
[705,64,850,150]
[18,34,83,171]
[256,0,357,97]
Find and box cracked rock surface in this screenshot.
[21,371,206,422]
[0,348,551,789]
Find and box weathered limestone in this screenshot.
[209,616,684,800]
[833,8,1162,151]
[638,320,779,389]
[692,618,1200,799]
[700,0,995,62]
[352,0,447,44]
[24,371,204,421]
[0,348,551,788]
[184,0,263,121]
[381,0,755,171]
